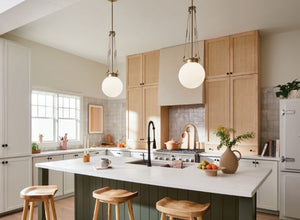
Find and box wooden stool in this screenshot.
[20,185,58,220]
[92,186,138,220]
[156,197,210,220]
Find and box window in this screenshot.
[31,90,81,144]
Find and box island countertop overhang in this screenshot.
[36,156,271,198]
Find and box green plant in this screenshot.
[32,142,39,151]
[216,126,254,150]
[39,134,43,137]
[275,79,300,98]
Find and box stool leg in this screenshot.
[49,197,57,220]
[29,202,34,220]
[22,200,29,220]
[93,199,100,220]
[43,199,50,220]
[169,217,174,220]
[160,213,166,220]
[115,204,120,220]
[197,217,202,220]
[126,200,134,220]
[108,203,111,220]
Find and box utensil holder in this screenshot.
[83,153,90,163]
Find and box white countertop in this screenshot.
[36,156,271,198]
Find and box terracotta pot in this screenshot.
[164,139,181,150]
[219,147,241,174]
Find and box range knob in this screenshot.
[165,158,169,161]
[154,156,158,160]
[171,157,176,161]
[178,158,182,160]
[190,159,195,162]
[185,159,189,162]
[159,157,163,160]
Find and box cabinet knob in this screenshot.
[226,72,229,75]
[95,152,99,155]
[2,161,4,164]
[2,144,4,147]
[230,72,233,75]
[5,161,8,164]
[252,161,255,164]
[140,82,145,86]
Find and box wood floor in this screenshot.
[0,196,279,220]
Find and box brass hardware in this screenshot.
[184,57,199,63]
[107,0,117,2]
[107,72,118,77]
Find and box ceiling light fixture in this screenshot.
[101,0,123,98]
[178,0,205,89]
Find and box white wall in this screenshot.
[1,33,127,99]
[261,29,300,88]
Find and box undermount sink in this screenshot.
[126,160,191,169]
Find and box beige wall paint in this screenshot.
[261,29,300,88]
[1,33,126,99]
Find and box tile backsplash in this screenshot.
[168,104,205,142]
[83,97,126,146]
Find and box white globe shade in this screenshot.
[178,62,205,89]
[102,76,123,98]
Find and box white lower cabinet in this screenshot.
[130,151,148,160]
[0,157,31,213]
[63,153,84,194]
[107,149,130,157]
[89,150,106,157]
[33,155,64,197]
[239,159,279,211]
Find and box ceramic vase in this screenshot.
[219,147,242,174]
[288,90,300,99]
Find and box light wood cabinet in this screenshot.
[126,50,168,149]
[205,74,259,155]
[205,30,259,79]
[127,50,160,88]
[204,30,260,155]
[0,157,31,213]
[0,38,31,158]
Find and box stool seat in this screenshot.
[93,186,138,204]
[20,185,58,220]
[20,185,58,201]
[156,197,210,219]
[92,186,138,220]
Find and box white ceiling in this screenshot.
[3,0,300,65]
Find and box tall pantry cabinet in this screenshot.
[0,38,31,213]
[126,50,168,149]
[204,30,260,155]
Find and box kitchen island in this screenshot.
[36,156,271,220]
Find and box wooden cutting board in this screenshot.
[180,124,196,149]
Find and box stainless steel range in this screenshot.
[153,149,204,163]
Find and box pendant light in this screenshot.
[178,0,205,89]
[101,0,123,98]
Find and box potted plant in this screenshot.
[216,126,254,174]
[32,142,40,154]
[275,79,300,99]
[39,134,43,143]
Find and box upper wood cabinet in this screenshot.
[126,50,168,149]
[204,30,260,156]
[127,50,160,88]
[205,30,259,79]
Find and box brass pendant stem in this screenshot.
[191,0,193,59]
[111,0,114,73]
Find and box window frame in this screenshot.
[31,89,83,149]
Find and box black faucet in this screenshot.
[147,120,156,167]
